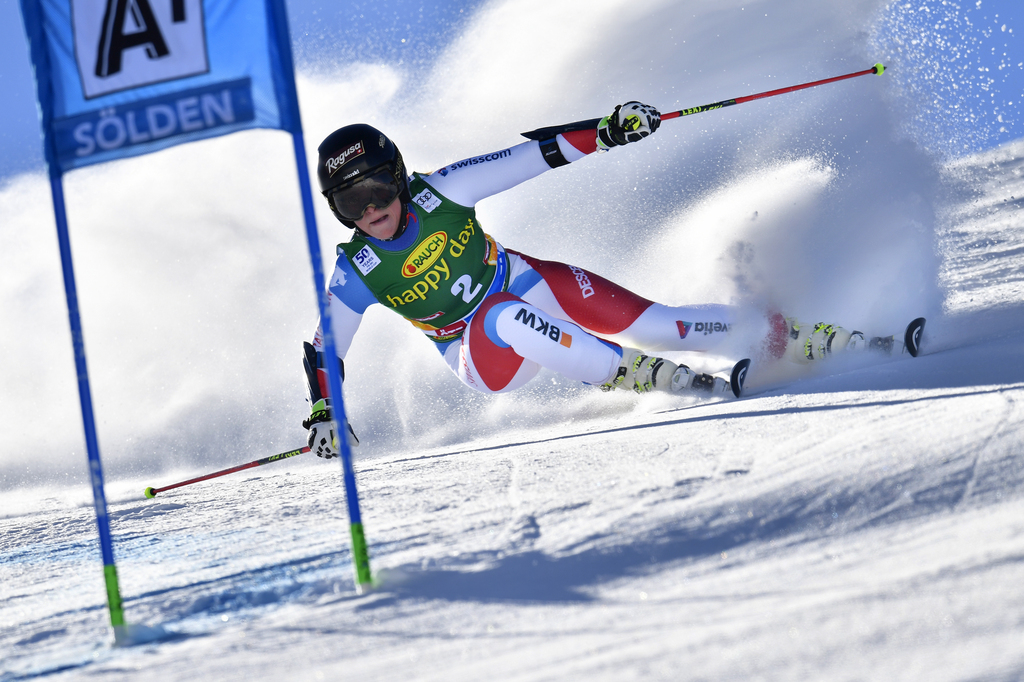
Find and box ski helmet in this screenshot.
[316,124,411,230]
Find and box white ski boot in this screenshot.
[601,348,678,393]
[784,319,864,363]
[602,349,748,398]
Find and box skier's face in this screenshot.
[355,196,402,239]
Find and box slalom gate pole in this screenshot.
[266,0,372,593]
[520,64,886,140]
[290,128,373,592]
[143,446,310,498]
[48,171,125,630]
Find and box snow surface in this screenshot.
[3,0,1024,679]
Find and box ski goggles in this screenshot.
[327,169,401,221]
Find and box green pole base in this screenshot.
[104,564,125,627]
[143,487,156,499]
[349,522,372,589]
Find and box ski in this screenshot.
[729,358,752,397]
[859,317,926,358]
[904,317,926,357]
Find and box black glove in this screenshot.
[597,101,661,151]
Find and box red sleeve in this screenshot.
[561,129,599,155]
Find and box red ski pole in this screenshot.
[143,446,309,498]
[520,64,886,140]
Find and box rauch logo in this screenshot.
[403,232,448,278]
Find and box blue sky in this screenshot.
[1,0,1021,182]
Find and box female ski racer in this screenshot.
[301,102,861,457]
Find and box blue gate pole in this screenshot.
[263,0,371,591]
[47,170,126,627]
[289,131,373,590]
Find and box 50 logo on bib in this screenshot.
[72,0,209,99]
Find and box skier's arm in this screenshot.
[303,257,375,456]
[423,101,660,207]
[313,255,377,355]
[302,339,360,458]
[421,137,579,207]
[304,293,366,398]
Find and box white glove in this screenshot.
[597,101,661,151]
[307,421,338,459]
[303,399,359,459]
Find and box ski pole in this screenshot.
[520,64,886,140]
[143,446,310,498]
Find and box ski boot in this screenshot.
[601,349,748,398]
[783,319,865,363]
[601,349,677,393]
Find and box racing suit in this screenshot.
[308,128,735,397]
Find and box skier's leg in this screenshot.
[507,252,862,363]
[470,292,727,394]
[463,283,727,396]
[507,251,736,353]
[443,292,624,393]
[605,302,737,352]
[470,292,622,386]
[442,299,542,394]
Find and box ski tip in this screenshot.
[904,317,926,357]
[730,358,751,398]
[144,487,157,499]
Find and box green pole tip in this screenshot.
[144,487,156,499]
[873,63,886,75]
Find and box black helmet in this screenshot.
[317,124,411,230]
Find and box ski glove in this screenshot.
[302,398,359,459]
[597,101,661,151]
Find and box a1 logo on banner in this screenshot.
[72,0,209,99]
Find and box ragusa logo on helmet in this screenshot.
[326,142,365,176]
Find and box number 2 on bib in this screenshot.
[451,275,482,303]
